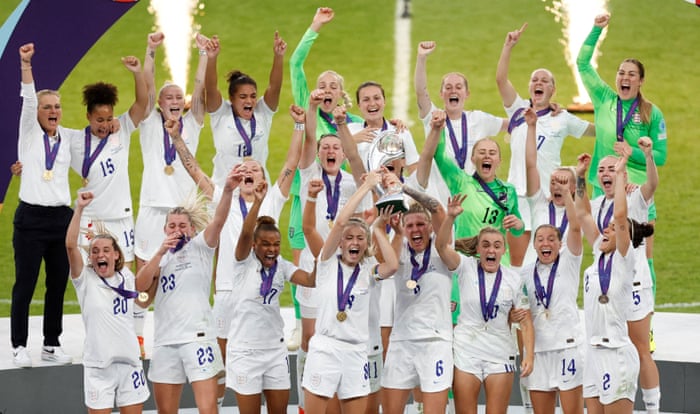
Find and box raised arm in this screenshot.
[636,137,658,203]
[415,41,436,119]
[290,7,334,107]
[403,184,446,234]
[334,105,365,186]
[302,179,325,257]
[299,89,324,169]
[276,105,306,197]
[262,31,287,111]
[190,33,210,125]
[204,35,223,113]
[436,194,467,270]
[122,56,148,126]
[143,32,164,115]
[496,24,527,108]
[165,117,214,198]
[19,43,34,85]
[554,174,582,256]
[66,192,93,278]
[321,171,380,261]
[416,109,445,189]
[372,206,399,278]
[613,155,631,256]
[203,164,240,248]
[524,107,540,197]
[574,153,598,247]
[235,175,266,261]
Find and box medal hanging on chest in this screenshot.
[336,259,360,322]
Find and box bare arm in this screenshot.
[414,41,436,119]
[435,195,467,270]
[334,105,365,187]
[123,56,149,126]
[518,310,535,377]
[373,207,399,278]
[235,177,265,261]
[299,90,323,169]
[204,35,223,113]
[321,172,380,261]
[276,105,306,197]
[262,31,286,111]
[613,155,631,256]
[524,108,540,197]
[165,117,214,198]
[202,165,238,248]
[190,33,210,125]
[574,153,598,247]
[553,175,582,256]
[637,137,658,203]
[66,192,93,278]
[301,179,325,258]
[416,110,445,188]
[402,184,446,231]
[143,32,164,115]
[496,24,527,108]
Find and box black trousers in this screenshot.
[11,201,72,348]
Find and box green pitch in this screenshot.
[0,0,698,315]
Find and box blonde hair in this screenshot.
[317,70,353,108]
[37,89,60,100]
[166,191,211,233]
[345,217,374,259]
[401,202,431,227]
[440,72,469,92]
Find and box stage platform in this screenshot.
[1,310,698,413]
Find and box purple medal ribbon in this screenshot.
[43,132,61,171]
[596,198,614,233]
[239,196,249,219]
[507,106,552,134]
[445,112,468,169]
[337,258,361,313]
[548,201,569,235]
[82,127,110,181]
[100,272,138,299]
[170,235,191,253]
[233,107,256,157]
[322,171,342,222]
[478,264,503,322]
[162,115,183,167]
[597,252,613,297]
[408,239,432,283]
[533,256,560,310]
[472,173,510,214]
[260,260,278,297]
[319,110,352,132]
[616,97,640,142]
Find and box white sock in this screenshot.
[642,387,661,414]
[447,396,455,414]
[297,348,307,409]
[520,378,533,413]
[133,303,147,336]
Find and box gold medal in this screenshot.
[406,280,417,290]
[138,292,149,302]
[328,219,334,229]
[544,309,550,319]
[336,311,347,322]
[598,294,609,304]
[164,165,175,175]
[82,177,89,187]
[42,170,53,181]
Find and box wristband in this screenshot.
[306,196,317,202]
[198,49,206,56]
[294,122,305,131]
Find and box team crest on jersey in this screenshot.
[633,112,641,124]
[310,373,322,387]
[498,192,508,204]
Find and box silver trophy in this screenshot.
[366,130,408,213]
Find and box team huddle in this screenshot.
[12,7,667,414]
